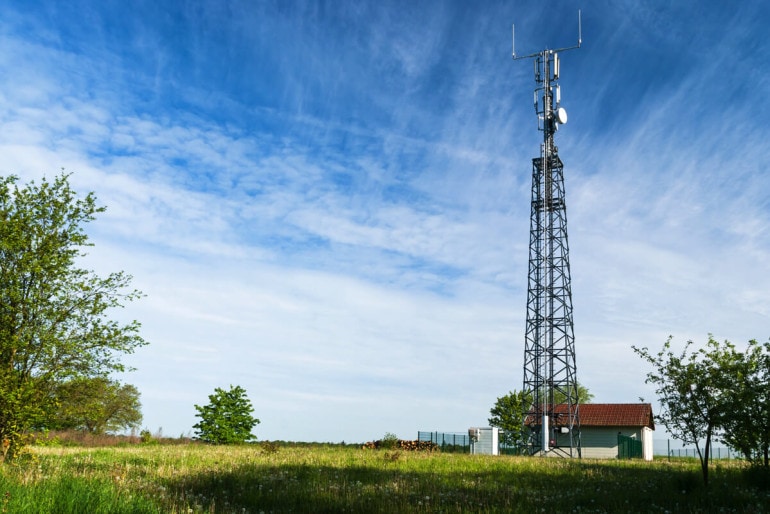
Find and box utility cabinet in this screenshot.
[468,427,499,455]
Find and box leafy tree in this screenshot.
[633,336,735,486]
[488,390,532,449]
[44,377,142,434]
[193,385,260,444]
[489,383,592,451]
[0,173,146,460]
[572,383,595,404]
[718,340,770,467]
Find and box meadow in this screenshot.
[0,441,768,513]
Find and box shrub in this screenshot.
[381,432,399,450]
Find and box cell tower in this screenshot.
[513,12,582,457]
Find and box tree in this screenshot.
[718,340,770,467]
[193,385,260,444]
[489,383,593,451]
[572,383,595,404]
[636,336,770,480]
[0,173,146,460]
[632,336,734,486]
[488,390,532,449]
[44,377,142,434]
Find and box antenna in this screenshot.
[578,9,583,47]
[512,10,582,60]
[513,11,583,459]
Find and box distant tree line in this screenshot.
[40,377,142,434]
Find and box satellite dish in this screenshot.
[555,107,568,124]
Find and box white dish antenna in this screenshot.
[555,107,568,124]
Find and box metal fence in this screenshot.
[618,434,643,459]
[654,440,735,460]
[418,433,737,460]
[417,431,470,453]
[665,447,734,459]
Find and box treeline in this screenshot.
[34,377,141,435]
[33,429,192,447]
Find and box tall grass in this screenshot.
[0,444,767,513]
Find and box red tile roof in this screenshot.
[579,403,654,429]
[525,403,655,430]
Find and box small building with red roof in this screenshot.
[577,403,654,460]
[523,403,655,460]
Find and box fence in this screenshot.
[666,447,734,459]
[617,434,643,459]
[653,440,735,460]
[417,431,470,453]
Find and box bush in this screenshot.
[743,466,770,489]
[381,433,399,450]
[261,441,280,454]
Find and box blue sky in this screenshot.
[1,0,769,443]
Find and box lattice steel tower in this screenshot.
[513,13,582,457]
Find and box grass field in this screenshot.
[0,442,768,513]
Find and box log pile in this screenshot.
[362,439,438,452]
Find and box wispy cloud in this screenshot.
[0,0,768,441]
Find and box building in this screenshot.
[525,403,655,460]
[578,403,655,460]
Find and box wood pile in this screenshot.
[362,439,438,452]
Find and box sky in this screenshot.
[1,0,769,444]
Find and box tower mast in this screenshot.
[513,12,582,457]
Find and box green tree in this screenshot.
[572,383,595,404]
[488,390,532,449]
[489,383,592,451]
[193,385,260,444]
[45,377,142,434]
[0,173,146,460]
[718,340,770,467]
[633,336,733,486]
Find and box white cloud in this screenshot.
[1,1,768,444]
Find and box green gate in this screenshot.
[617,434,642,459]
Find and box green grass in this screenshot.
[0,444,768,513]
